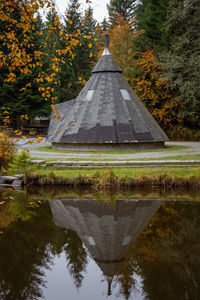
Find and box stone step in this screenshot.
[31,160,200,167]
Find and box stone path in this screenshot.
[31,159,200,167]
[16,139,200,161]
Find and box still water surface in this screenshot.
[0,188,199,300]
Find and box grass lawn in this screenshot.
[34,145,188,155]
[35,166,200,179]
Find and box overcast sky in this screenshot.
[55,0,109,23]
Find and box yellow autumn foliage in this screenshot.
[0,131,16,171]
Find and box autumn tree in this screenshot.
[108,15,138,82]
[134,50,180,131]
[0,12,51,126]
[132,202,200,300]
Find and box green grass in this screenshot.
[35,166,200,179]
[34,145,188,155]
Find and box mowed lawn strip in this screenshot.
[35,145,188,155]
[34,166,200,179]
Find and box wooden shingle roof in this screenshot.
[48,42,168,146]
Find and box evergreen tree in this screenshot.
[44,11,62,56]
[80,6,97,77]
[107,0,137,22]
[64,229,88,289]
[65,0,83,34]
[101,17,110,31]
[164,0,200,129]
[57,2,98,103]
[135,0,169,52]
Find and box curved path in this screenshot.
[17,139,200,160]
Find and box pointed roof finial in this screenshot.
[101,34,111,56]
[107,277,113,296]
[105,34,109,49]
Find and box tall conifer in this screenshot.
[164,0,200,128]
[135,0,169,51]
[107,0,136,22]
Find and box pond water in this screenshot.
[0,188,200,300]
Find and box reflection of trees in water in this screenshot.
[50,199,161,299]
[114,263,136,300]
[1,193,200,300]
[127,202,200,300]
[0,202,67,300]
[64,229,88,289]
[0,194,89,299]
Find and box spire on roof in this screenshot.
[102,34,111,56]
[105,34,109,48]
[107,276,113,296]
[92,34,122,72]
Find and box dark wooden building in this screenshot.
[48,37,168,150]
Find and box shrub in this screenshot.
[0,131,16,171]
[9,150,35,183]
[167,126,200,141]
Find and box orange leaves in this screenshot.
[5,72,16,82]
[0,0,95,127]
[14,129,23,136]
[20,114,29,120]
[134,50,179,130]
[108,15,136,79]
[35,136,43,143]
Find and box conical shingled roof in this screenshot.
[92,48,122,73]
[47,39,168,149]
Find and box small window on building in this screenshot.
[122,236,132,246]
[120,89,131,101]
[88,236,96,246]
[87,90,94,101]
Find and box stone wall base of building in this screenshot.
[52,141,165,151]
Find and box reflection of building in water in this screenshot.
[50,199,161,296]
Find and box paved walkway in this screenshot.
[16,139,200,161]
[30,160,200,167]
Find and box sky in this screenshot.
[55,0,109,23]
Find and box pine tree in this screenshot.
[57,1,98,103]
[135,0,169,52]
[107,0,137,22]
[80,6,97,76]
[101,17,109,31]
[65,0,83,34]
[164,0,200,129]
